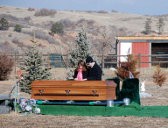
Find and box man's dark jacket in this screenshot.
[87,62,102,80]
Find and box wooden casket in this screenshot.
[31,80,116,101]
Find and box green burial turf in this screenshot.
[38,103,168,118]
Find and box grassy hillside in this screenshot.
[0,6,168,54]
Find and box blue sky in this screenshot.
[0,0,168,15]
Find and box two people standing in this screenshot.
[73,56,102,81]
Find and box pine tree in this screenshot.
[68,28,91,67]
[66,28,91,79]
[14,24,22,32]
[157,17,165,34]
[20,39,51,94]
[0,18,9,30]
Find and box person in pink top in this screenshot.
[73,60,88,81]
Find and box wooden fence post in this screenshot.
[15,52,17,78]
[47,53,51,68]
[101,54,104,68]
[138,54,141,68]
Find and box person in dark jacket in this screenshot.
[73,60,88,80]
[85,56,102,80]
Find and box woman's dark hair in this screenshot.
[75,60,87,71]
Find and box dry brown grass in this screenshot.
[0,67,168,128]
[1,113,168,128]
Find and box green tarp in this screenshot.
[38,103,168,118]
[106,78,140,105]
[118,78,140,105]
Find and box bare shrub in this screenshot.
[88,29,98,36]
[1,41,10,50]
[38,43,45,48]
[111,10,118,13]
[21,29,33,37]
[34,8,56,16]
[115,54,140,80]
[76,19,95,28]
[12,38,25,48]
[48,32,54,36]
[0,53,14,80]
[47,37,56,44]
[85,10,95,13]
[22,29,56,44]
[87,19,96,26]
[76,18,86,25]
[9,22,17,27]
[8,34,12,37]
[0,14,19,21]
[0,14,30,24]
[12,38,20,44]
[97,10,108,13]
[0,14,31,28]
[34,30,56,44]
[28,8,35,11]
[24,17,31,22]
[0,41,17,52]
[40,21,54,29]
[59,19,74,27]
[153,65,167,87]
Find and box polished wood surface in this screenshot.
[31,80,116,100]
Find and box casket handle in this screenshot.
[39,89,44,95]
[65,90,71,95]
[92,90,97,96]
